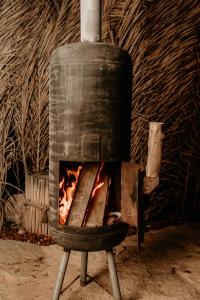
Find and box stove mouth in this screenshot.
[58,160,121,228]
[48,159,130,251]
[49,9,132,251]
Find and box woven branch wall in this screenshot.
[0,0,199,221]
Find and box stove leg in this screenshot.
[80,251,88,286]
[52,250,71,300]
[106,250,122,300]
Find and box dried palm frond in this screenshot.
[0,0,199,225]
[0,102,15,230]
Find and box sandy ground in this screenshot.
[0,223,200,300]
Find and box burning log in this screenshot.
[84,174,109,227]
[59,164,82,225]
[67,163,100,226]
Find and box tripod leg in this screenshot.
[106,250,122,300]
[52,250,71,300]
[80,251,88,286]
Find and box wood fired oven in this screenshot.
[49,42,132,249]
[48,1,132,299]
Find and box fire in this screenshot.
[92,182,104,198]
[91,162,105,198]
[59,165,82,225]
[59,162,106,225]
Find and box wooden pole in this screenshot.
[144,122,164,194]
[84,174,109,227]
[67,163,99,226]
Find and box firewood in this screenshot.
[144,122,164,194]
[67,163,99,226]
[84,174,109,227]
[121,162,142,226]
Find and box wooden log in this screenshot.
[24,172,49,235]
[146,122,164,177]
[143,176,159,195]
[84,174,109,227]
[121,162,142,226]
[67,163,99,226]
[144,122,164,194]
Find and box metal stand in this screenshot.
[52,250,71,300]
[80,251,88,286]
[52,249,122,300]
[106,250,122,300]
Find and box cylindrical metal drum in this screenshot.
[49,42,132,163]
[49,42,132,241]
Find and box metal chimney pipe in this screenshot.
[80,0,101,42]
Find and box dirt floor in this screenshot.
[0,223,200,300]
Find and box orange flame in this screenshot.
[91,182,104,198]
[91,162,105,198]
[59,165,82,225]
[59,162,106,225]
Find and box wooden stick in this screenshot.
[146,122,164,177]
[144,122,164,194]
[121,162,141,226]
[84,174,109,227]
[67,163,99,226]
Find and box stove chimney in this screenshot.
[80,0,101,42]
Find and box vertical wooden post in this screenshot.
[144,122,164,194]
[67,163,99,226]
[146,122,164,177]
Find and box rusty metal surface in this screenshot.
[49,42,132,162]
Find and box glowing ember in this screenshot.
[91,162,105,198]
[59,162,107,225]
[91,182,104,198]
[59,165,82,225]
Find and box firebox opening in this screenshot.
[58,161,121,227]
